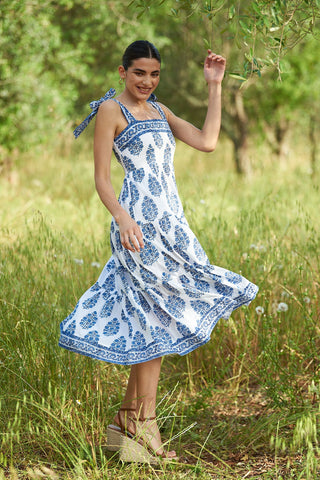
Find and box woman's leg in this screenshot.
[115,357,176,457]
[135,357,162,417]
[120,363,138,409]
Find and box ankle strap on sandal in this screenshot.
[135,416,156,421]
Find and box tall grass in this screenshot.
[0,135,319,478]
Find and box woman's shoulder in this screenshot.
[96,99,124,128]
[156,102,174,121]
[98,98,120,115]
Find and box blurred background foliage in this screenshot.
[1,0,320,173]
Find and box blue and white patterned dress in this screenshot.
[59,91,258,365]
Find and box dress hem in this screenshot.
[58,283,258,366]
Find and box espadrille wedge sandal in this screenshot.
[117,415,178,464]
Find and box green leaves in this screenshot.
[1,0,320,155]
[128,0,320,80]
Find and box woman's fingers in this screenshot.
[207,55,225,64]
[134,227,144,250]
[121,232,136,252]
[206,50,226,64]
[117,212,144,252]
[121,232,134,252]
[121,226,144,252]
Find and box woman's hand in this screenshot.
[115,210,144,253]
[204,49,226,85]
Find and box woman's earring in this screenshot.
[119,78,124,85]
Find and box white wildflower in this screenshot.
[76,400,81,405]
[242,252,248,260]
[250,243,257,250]
[200,199,205,204]
[73,258,84,265]
[91,262,101,268]
[304,297,311,304]
[255,306,265,315]
[281,291,290,299]
[277,302,288,312]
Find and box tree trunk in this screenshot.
[233,89,251,175]
[309,115,317,176]
[274,117,289,163]
[233,139,250,175]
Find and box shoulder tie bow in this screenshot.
[73,88,116,138]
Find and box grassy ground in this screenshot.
[0,133,319,479]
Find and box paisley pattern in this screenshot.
[59,90,258,365]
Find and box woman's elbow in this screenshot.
[201,142,216,153]
[94,173,108,193]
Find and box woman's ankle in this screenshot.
[120,401,137,411]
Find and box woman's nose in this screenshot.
[142,76,152,86]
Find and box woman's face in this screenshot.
[119,57,161,100]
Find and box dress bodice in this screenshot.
[112,99,176,173]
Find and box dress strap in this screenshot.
[148,101,167,121]
[113,99,136,123]
[73,88,116,138]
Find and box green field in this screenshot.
[0,135,319,479]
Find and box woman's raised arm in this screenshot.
[163,50,226,152]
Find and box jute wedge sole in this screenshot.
[109,408,178,463]
[118,434,177,464]
[106,407,136,452]
[106,425,122,451]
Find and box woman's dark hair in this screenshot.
[122,40,161,70]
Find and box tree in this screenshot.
[130,0,320,78]
[247,35,320,168]
[129,0,320,173]
[0,0,168,155]
[1,0,319,176]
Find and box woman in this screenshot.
[59,40,258,464]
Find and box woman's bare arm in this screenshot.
[162,51,226,152]
[94,100,144,252]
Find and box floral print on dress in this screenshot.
[103,318,120,336]
[142,196,158,221]
[148,174,162,197]
[128,138,143,156]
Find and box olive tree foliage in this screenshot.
[0,0,170,157]
[130,0,320,174]
[247,35,320,168]
[1,0,319,175]
[131,0,320,77]
[0,0,85,151]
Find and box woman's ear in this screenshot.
[118,65,126,80]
